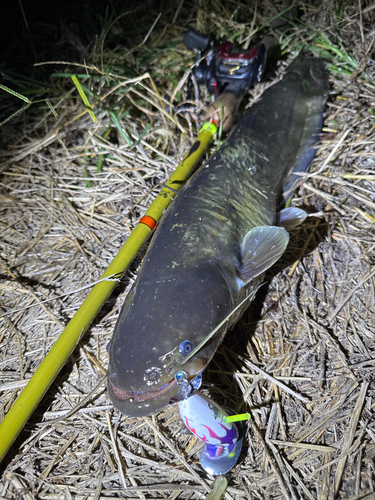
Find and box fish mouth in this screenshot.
[111,378,176,403]
[110,358,207,404]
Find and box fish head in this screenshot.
[107,262,231,417]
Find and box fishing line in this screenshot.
[0,274,122,321]
[179,284,264,365]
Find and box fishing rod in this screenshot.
[0,122,216,463]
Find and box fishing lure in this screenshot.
[178,388,244,475]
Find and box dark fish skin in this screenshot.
[108,56,329,417]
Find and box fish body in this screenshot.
[108,56,328,417]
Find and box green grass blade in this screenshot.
[134,124,151,145]
[45,99,58,118]
[71,75,97,123]
[0,84,31,103]
[109,110,133,146]
[0,102,32,126]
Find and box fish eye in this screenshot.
[179,340,193,355]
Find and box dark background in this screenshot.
[1,0,169,76]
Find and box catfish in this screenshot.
[108,56,329,417]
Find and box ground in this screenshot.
[1,1,375,499]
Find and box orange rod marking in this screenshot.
[139,215,157,231]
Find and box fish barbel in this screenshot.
[108,55,329,417]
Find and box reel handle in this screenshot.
[184,28,212,51]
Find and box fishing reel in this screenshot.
[184,28,266,97]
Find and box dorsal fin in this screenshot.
[276,207,307,230]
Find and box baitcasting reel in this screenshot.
[183,28,266,97]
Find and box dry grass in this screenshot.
[1,0,375,498]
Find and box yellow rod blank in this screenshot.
[0,127,215,464]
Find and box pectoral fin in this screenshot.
[238,226,289,284]
[276,207,307,231]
